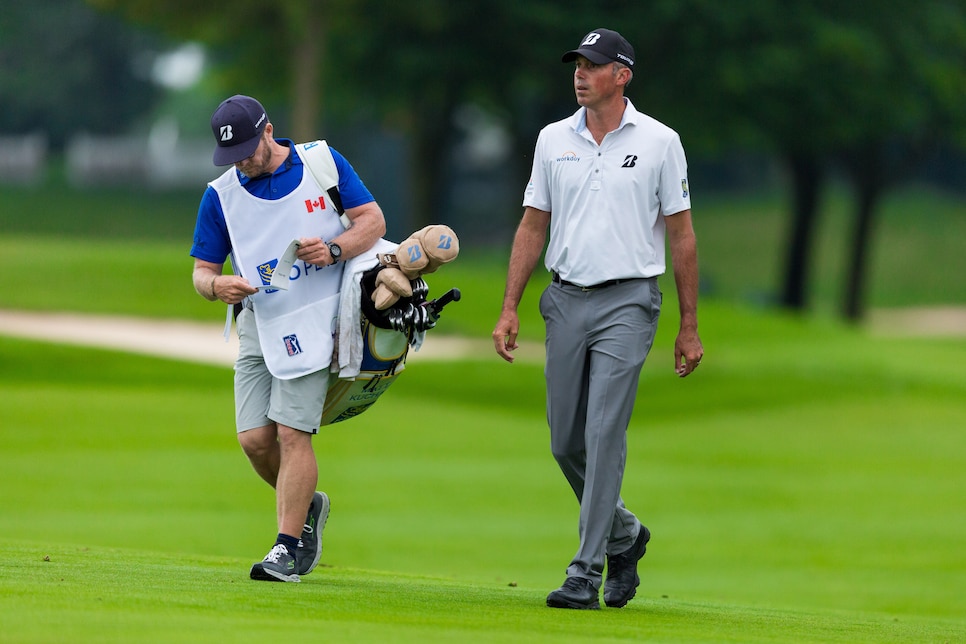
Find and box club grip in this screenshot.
[423,288,461,319]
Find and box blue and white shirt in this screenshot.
[191,139,374,264]
[191,139,376,379]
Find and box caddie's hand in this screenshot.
[492,311,521,363]
[297,237,334,266]
[674,329,704,378]
[213,275,257,305]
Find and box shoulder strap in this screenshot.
[295,140,352,230]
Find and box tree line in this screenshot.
[7,0,965,319]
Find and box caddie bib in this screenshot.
[212,164,345,379]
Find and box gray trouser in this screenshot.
[540,277,661,586]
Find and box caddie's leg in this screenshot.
[275,424,319,537]
[234,306,280,485]
[238,425,281,486]
[267,367,327,537]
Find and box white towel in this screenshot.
[335,237,426,379]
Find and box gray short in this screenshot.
[233,307,329,434]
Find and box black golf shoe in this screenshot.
[546,576,600,610]
[603,525,650,608]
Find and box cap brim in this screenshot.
[212,134,261,167]
[561,48,613,65]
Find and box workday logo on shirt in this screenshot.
[555,151,581,163]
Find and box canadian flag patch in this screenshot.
[305,196,326,213]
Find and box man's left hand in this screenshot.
[297,237,335,266]
[674,329,703,377]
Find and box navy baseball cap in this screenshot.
[562,28,635,69]
[210,95,268,166]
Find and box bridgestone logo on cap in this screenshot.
[220,125,233,141]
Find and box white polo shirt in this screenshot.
[523,98,691,286]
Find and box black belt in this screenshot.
[233,298,254,320]
[551,271,637,291]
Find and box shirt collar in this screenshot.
[570,97,640,136]
[236,138,299,185]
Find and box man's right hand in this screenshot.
[212,275,257,304]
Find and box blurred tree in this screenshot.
[87,0,333,142]
[632,0,966,319]
[327,0,576,228]
[831,1,966,319]
[91,0,581,227]
[86,0,966,319]
[632,1,853,312]
[0,0,162,148]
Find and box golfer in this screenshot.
[492,28,704,609]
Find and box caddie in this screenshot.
[190,94,386,582]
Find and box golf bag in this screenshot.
[319,265,460,426]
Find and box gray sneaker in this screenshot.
[296,491,330,575]
[250,544,300,582]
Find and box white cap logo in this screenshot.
[581,33,601,46]
[220,125,233,142]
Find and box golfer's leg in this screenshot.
[570,281,659,578]
[542,286,590,501]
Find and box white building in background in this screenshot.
[64,121,219,189]
[0,134,47,185]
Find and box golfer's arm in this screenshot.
[665,209,699,331]
[502,207,550,312]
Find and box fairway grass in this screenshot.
[2,542,958,643]
[3,165,965,642]
[2,316,965,642]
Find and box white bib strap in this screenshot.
[296,141,352,230]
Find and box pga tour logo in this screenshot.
[283,334,303,357]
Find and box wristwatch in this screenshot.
[326,241,342,263]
